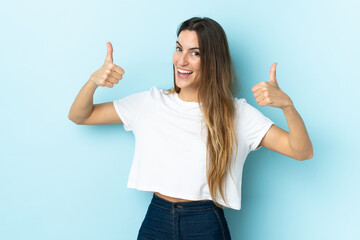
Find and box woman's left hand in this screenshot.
[251,63,293,110]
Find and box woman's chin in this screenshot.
[176,78,192,88]
[175,81,187,89]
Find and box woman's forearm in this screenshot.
[282,104,313,159]
[68,78,98,124]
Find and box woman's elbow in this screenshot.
[297,151,314,161]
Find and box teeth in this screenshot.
[178,69,193,74]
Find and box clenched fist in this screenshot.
[251,63,293,109]
[89,42,125,88]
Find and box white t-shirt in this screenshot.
[113,86,274,210]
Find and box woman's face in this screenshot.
[172,30,201,91]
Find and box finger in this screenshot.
[104,80,114,88]
[251,81,267,92]
[253,90,263,98]
[106,76,120,84]
[253,86,267,96]
[112,64,125,75]
[258,96,270,106]
[252,84,261,92]
[98,78,108,87]
[258,100,266,107]
[269,62,277,83]
[105,42,113,64]
[109,71,123,80]
[256,95,265,103]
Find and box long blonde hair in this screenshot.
[165,17,239,208]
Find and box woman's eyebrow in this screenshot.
[176,41,200,50]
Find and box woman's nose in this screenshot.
[178,52,189,66]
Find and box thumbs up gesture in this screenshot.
[89,42,125,88]
[251,63,293,109]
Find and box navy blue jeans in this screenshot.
[137,193,231,240]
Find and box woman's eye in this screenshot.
[192,52,200,56]
[176,46,181,51]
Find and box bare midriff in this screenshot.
[155,192,205,203]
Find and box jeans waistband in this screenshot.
[151,193,218,211]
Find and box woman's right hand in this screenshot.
[89,42,125,88]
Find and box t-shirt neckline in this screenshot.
[174,92,201,107]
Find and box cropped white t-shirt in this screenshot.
[113,86,274,210]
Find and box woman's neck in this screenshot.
[178,89,199,102]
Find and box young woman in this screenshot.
[68,17,313,240]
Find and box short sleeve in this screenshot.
[113,90,149,132]
[239,99,275,151]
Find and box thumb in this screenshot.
[105,42,113,63]
[269,62,278,85]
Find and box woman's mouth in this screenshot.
[177,69,193,79]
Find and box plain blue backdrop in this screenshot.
[1,0,359,239]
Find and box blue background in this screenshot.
[1,0,359,239]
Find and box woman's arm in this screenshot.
[252,63,313,160]
[68,42,125,125]
[259,107,313,161]
[68,80,98,124]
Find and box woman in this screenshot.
[68,17,313,240]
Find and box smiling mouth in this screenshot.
[178,68,193,75]
[177,69,193,79]
[178,68,193,74]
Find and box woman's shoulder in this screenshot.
[234,97,261,114]
[234,97,247,107]
[146,86,177,103]
[133,86,162,97]
[147,86,169,94]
